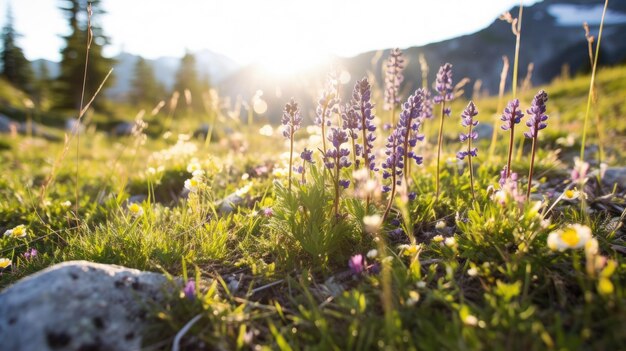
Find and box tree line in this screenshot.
[1,0,208,113]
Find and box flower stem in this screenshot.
[468,124,476,204]
[526,137,537,201]
[435,102,446,201]
[288,131,294,192]
[506,123,515,179]
[361,104,371,209]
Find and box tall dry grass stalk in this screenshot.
[580,0,608,162]
[489,56,509,159]
[583,22,605,163]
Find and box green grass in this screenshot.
[1,65,625,350]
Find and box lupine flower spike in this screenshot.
[434,63,454,200]
[525,90,548,200]
[384,48,405,125]
[501,99,524,179]
[351,78,378,208]
[281,99,302,191]
[295,148,314,184]
[315,89,338,155]
[399,89,427,186]
[457,101,479,203]
[324,127,352,216]
[381,128,404,222]
[342,104,361,169]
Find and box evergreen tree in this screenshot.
[54,0,114,111]
[1,5,34,94]
[129,56,163,105]
[173,52,204,112]
[33,61,51,109]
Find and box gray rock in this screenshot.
[112,122,134,136]
[65,118,85,135]
[218,193,244,214]
[602,167,626,189]
[0,261,175,351]
[0,114,19,133]
[474,123,494,141]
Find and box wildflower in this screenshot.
[383,49,406,116]
[128,203,144,217]
[351,78,378,172]
[399,244,421,256]
[349,254,366,275]
[398,89,427,185]
[467,267,478,277]
[381,128,404,221]
[571,157,590,183]
[191,169,205,178]
[525,90,549,200]
[406,290,420,306]
[184,177,201,193]
[363,214,383,233]
[61,200,72,208]
[435,221,446,230]
[598,277,614,295]
[4,224,27,238]
[324,127,352,216]
[235,183,252,197]
[295,148,315,183]
[281,99,302,191]
[562,188,581,201]
[259,124,274,137]
[23,248,37,260]
[186,159,203,173]
[434,63,454,200]
[366,249,378,259]
[463,314,479,326]
[183,279,196,300]
[432,234,444,243]
[444,237,457,248]
[263,207,273,217]
[314,89,339,154]
[416,281,427,289]
[547,224,592,251]
[342,105,362,168]
[501,99,524,179]
[0,258,11,269]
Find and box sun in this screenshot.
[256,50,331,76]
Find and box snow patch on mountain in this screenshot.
[548,4,626,26]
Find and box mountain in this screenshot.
[218,0,626,121]
[32,49,240,101]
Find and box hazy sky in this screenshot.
[1,0,540,69]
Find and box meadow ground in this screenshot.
[1,64,626,350]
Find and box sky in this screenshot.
[0,0,541,70]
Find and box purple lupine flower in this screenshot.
[301,148,314,164]
[314,91,338,127]
[325,127,352,215]
[525,90,549,200]
[282,99,302,191]
[384,48,406,111]
[434,63,454,108]
[183,279,196,300]
[456,101,479,160]
[281,99,302,138]
[398,89,427,171]
[342,104,362,168]
[500,99,524,131]
[381,128,404,193]
[351,78,378,171]
[524,90,548,139]
[349,254,366,275]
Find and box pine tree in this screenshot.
[130,56,163,105]
[173,52,204,112]
[33,61,51,109]
[1,5,34,94]
[54,0,114,111]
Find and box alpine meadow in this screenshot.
[1,0,626,350]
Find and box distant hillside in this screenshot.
[33,49,240,101]
[218,0,626,121]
